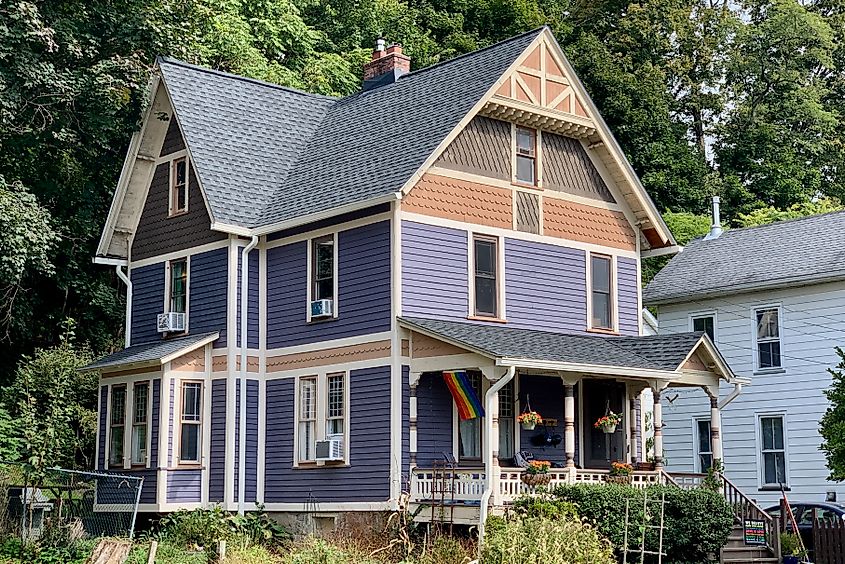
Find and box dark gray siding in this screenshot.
[264,366,392,503]
[416,372,453,467]
[167,470,202,502]
[266,220,391,348]
[209,379,226,502]
[132,162,226,261]
[159,116,185,157]
[515,191,540,234]
[233,380,240,500]
[190,247,229,347]
[98,386,108,470]
[617,257,639,336]
[245,380,259,503]
[542,133,614,202]
[434,116,510,180]
[130,262,165,345]
[236,249,259,349]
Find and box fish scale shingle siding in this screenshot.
[263,366,392,503]
[130,263,165,345]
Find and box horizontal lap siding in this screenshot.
[402,367,410,487]
[617,257,639,336]
[98,386,108,470]
[190,247,229,347]
[167,470,202,502]
[246,380,259,503]
[266,221,391,348]
[264,367,392,503]
[402,221,468,320]
[505,238,586,332]
[168,380,174,466]
[234,380,240,500]
[235,250,260,349]
[141,378,161,504]
[416,373,453,467]
[130,263,165,345]
[209,379,226,502]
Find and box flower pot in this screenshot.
[783,556,799,564]
[521,421,537,430]
[600,423,617,434]
[521,473,552,487]
[606,474,632,485]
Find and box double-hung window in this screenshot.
[755,308,781,370]
[131,382,149,465]
[458,372,483,460]
[298,377,318,462]
[179,382,202,463]
[473,236,499,318]
[760,415,787,487]
[695,419,712,472]
[109,385,126,467]
[590,254,613,330]
[326,373,345,438]
[170,157,188,215]
[169,258,188,315]
[692,314,716,342]
[297,373,348,464]
[498,380,515,461]
[515,127,537,185]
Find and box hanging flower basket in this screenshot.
[521,473,552,487]
[518,411,542,431]
[606,474,632,485]
[594,412,622,434]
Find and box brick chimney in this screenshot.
[363,39,410,91]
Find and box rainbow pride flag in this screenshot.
[443,371,485,420]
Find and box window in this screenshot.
[170,157,188,215]
[692,314,716,342]
[760,415,787,486]
[756,308,782,369]
[297,373,348,464]
[179,382,202,463]
[473,236,498,318]
[458,372,482,460]
[169,258,188,315]
[515,127,537,185]
[312,236,334,302]
[696,419,712,472]
[298,377,317,462]
[326,373,344,437]
[498,380,515,461]
[131,382,149,465]
[109,385,126,467]
[590,254,613,330]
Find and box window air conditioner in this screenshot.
[315,434,344,462]
[157,312,186,333]
[310,299,333,319]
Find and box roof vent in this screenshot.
[704,195,723,240]
[363,40,410,91]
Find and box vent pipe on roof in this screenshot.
[704,195,723,240]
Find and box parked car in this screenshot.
[764,501,845,555]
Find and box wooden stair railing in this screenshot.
[719,473,781,559]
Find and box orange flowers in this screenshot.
[610,461,633,476]
[526,460,551,475]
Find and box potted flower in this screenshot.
[606,461,634,484]
[779,532,805,564]
[594,411,622,434]
[518,411,542,430]
[521,460,552,487]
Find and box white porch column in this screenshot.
[629,396,638,464]
[564,383,576,468]
[409,372,421,472]
[652,389,664,469]
[709,394,723,468]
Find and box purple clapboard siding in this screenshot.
[402,221,468,320]
[98,386,108,470]
[167,470,202,502]
[168,380,174,466]
[129,262,165,345]
[505,238,586,332]
[264,366,392,503]
[402,367,410,486]
[245,380,259,503]
[209,379,226,502]
[236,250,260,349]
[617,257,639,336]
[233,379,240,499]
[266,221,391,348]
[190,247,229,347]
[415,373,454,467]
[517,375,579,464]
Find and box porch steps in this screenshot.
[720,526,778,564]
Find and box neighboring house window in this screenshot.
[760,415,787,487]
[169,258,188,314]
[179,382,202,463]
[298,377,317,462]
[458,372,483,460]
[755,307,781,369]
[499,380,515,461]
[692,314,716,342]
[695,419,712,472]
[514,127,537,185]
[170,157,188,215]
[590,254,613,330]
[131,382,149,465]
[326,373,344,437]
[109,385,126,467]
[473,236,499,318]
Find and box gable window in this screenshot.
[179,381,202,463]
[296,373,348,464]
[473,236,499,318]
[169,258,188,315]
[515,127,537,185]
[695,419,712,472]
[760,415,787,487]
[109,385,126,468]
[170,157,188,215]
[498,380,515,461]
[458,372,483,460]
[692,314,716,342]
[589,254,613,330]
[755,307,781,370]
[131,382,149,465]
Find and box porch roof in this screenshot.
[80,331,219,373]
[399,317,738,382]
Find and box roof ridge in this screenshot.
[716,208,845,238]
[157,56,339,101]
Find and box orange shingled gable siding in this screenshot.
[402,173,512,229]
[543,197,636,250]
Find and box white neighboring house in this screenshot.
[644,207,845,505]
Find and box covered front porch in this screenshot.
[398,317,742,521]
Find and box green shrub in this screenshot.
[511,493,579,520]
[482,514,614,564]
[415,535,473,564]
[548,484,733,564]
[156,507,290,552]
[283,537,378,564]
[0,537,97,564]
[124,541,209,564]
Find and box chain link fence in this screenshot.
[0,462,142,544]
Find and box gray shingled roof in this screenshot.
[644,211,845,305]
[398,317,704,372]
[81,332,219,372]
[159,28,545,230]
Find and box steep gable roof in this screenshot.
[644,210,845,305]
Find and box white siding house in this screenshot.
[645,210,845,505]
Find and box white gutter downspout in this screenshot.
[115,266,132,347]
[238,235,259,515]
[718,382,742,410]
[478,366,516,554]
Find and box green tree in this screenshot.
[821,347,845,481]
[735,197,843,227]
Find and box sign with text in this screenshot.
[743,519,766,546]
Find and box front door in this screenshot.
[582,379,626,468]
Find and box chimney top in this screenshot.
[363,40,411,91]
[704,195,723,240]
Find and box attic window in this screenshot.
[514,127,537,185]
[170,157,188,215]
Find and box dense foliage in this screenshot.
[821,348,845,481]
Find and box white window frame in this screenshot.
[693,417,712,473]
[755,412,790,489]
[176,379,203,466]
[168,156,189,216]
[107,384,127,469]
[586,252,618,332]
[305,232,339,322]
[689,311,717,343]
[752,304,783,372]
[498,378,517,461]
[512,124,541,187]
[164,256,190,332]
[451,372,487,463]
[467,232,506,321]
[293,371,350,466]
[130,380,153,467]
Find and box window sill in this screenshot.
[759,485,790,492]
[512,181,541,190]
[467,315,507,324]
[307,316,338,325]
[586,327,619,336]
[294,461,350,469]
[753,368,786,376]
[168,210,189,218]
